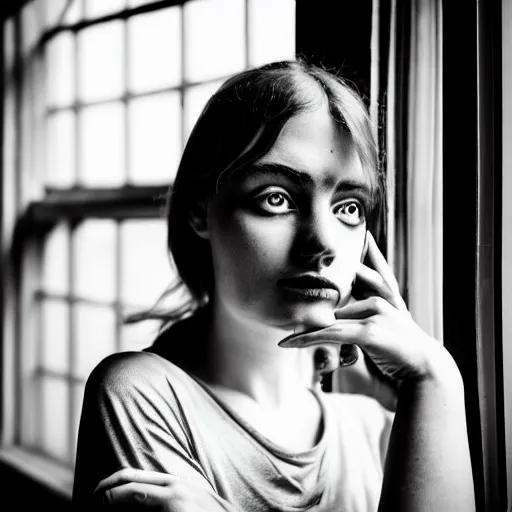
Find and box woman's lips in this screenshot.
[277,275,340,302]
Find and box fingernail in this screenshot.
[278,336,301,348]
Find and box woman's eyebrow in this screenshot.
[249,162,371,195]
[335,179,372,197]
[248,162,313,185]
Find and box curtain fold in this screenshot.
[405,0,443,341]
[377,0,443,340]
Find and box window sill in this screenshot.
[0,446,73,500]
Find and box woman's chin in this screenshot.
[290,303,337,331]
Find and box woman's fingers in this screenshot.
[94,468,170,494]
[365,232,400,295]
[101,481,156,506]
[279,297,398,348]
[355,263,408,312]
[278,320,363,348]
[349,232,407,312]
[335,296,395,319]
[96,474,239,512]
[353,265,397,304]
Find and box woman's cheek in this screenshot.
[212,213,294,276]
[242,216,296,264]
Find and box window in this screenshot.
[1,0,295,492]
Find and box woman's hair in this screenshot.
[133,59,384,328]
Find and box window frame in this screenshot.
[1,0,298,497]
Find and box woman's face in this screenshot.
[206,104,370,330]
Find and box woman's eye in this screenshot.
[255,191,295,214]
[334,201,364,225]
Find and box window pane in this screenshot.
[79,102,125,187]
[63,0,83,24]
[44,0,68,28]
[41,299,70,374]
[40,375,69,462]
[46,110,76,188]
[42,222,70,294]
[128,7,181,93]
[21,2,43,58]
[78,21,124,102]
[120,219,170,307]
[46,31,75,108]
[121,318,161,352]
[44,0,82,28]
[184,0,245,82]
[248,0,295,67]
[84,0,125,19]
[73,303,117,380]
[128,92,181,185]
[20,63,36,196]
[183,80,223,141]
[73,220,117,302]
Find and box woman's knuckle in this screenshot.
[365,323,380,343]
[120,467,134,480]
[369,296,383,311]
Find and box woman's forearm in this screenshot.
[378,362,475,512]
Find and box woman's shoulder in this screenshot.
[85,309,211,407]
[87,351,189,396]
[89,349,176,378]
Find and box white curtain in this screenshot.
[379,0,443,340]
[404,0,443,341]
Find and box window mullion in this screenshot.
[68,2,82,464]
[244,0,249,68]
[68,221,76,466]
[180,3,185,150]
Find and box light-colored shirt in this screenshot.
[73,349,393,511]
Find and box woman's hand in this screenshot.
[94,468,238,511]
[279,232,458,407]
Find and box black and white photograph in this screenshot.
[0,1,509,511]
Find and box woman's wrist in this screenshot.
[407,343,464,393]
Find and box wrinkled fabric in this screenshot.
[73,349,393,512]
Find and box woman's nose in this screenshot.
[293,210,337,269]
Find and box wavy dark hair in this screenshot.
[132,59,384,328]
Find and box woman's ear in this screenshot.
[188,200,209,240]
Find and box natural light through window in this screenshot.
[4,0,296,473]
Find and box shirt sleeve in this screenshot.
[72,351,221,511]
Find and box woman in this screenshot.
[72,60,475,511]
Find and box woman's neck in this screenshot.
[203,298,318,409]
